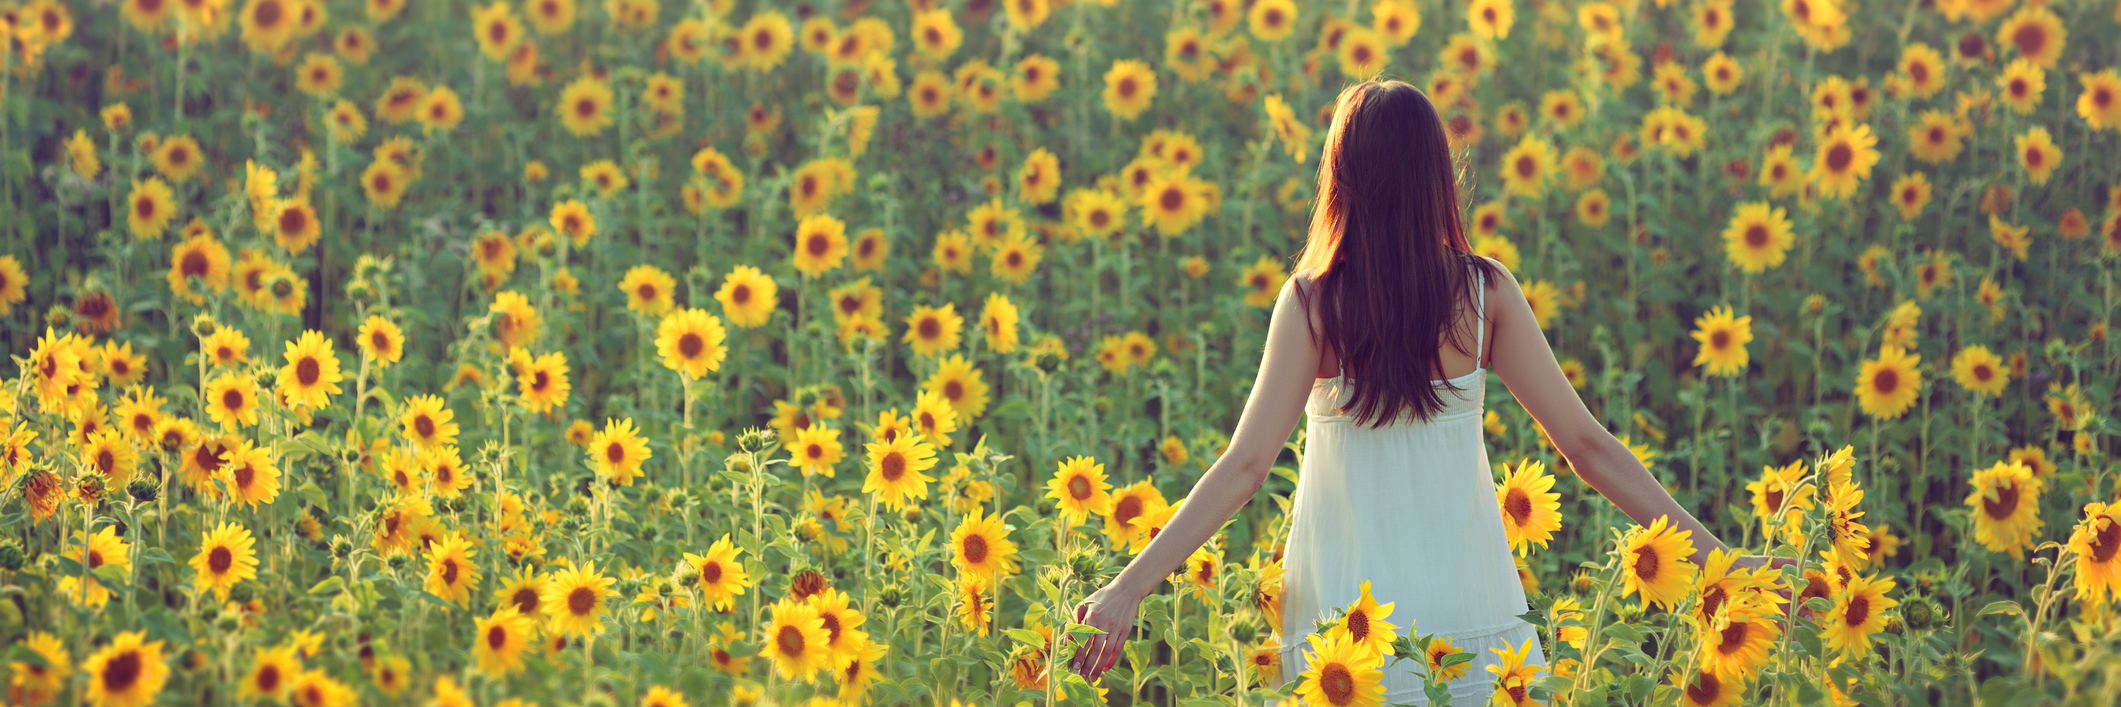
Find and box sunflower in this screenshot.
[654,308,728,380]
[617,265,675,316]
[1967,460,2044,558]
[1102,59,1158,120]
[862,433,938,511]
[907,70,954,118]
[1682,305,1753,377]
[1995,59,2046,114]
[1950,345,2008,397]
[1820,573,1898,658]
[1138,174,1209,237]
[793,214,850,277]
[792,425,844,478]
[219,438,281,508]
[1620,515,1698,611]
[471,2,522,60]
[2068,502,2121,604]
[0,255,28,314]
[203,373,260,429]
[277,330,344,410]
[2079,69,2121,131]
[361,160,410,209]
[82,631,169,707]
[342,319,401,370]
[924,355,990,422]
[557,76,614,136]
[541,560,617,637]
[1673,667,1744,707]
[545,199,596,246]
[191,522,259,602]
[54,525,128,608]
[951,506,1020,580]
[715,265,779,328]
[1498,135,1554,199]
[123,177,180,240]
[1996,5,2064,69]
[471,606,536,677]
[490,565,548,619]
[391,395,457,452]
[1293,631,1385,707]
[682,534,751,612]
[1698,599,1779,679]
[911,8,961,61]
[933,230,975,274]
[1809,123,1880,200]
[2015,126,2063,185]
[1982,214,2034,261]
[588,418,650,486]
[424,446,472,498]
[1496,459,1562,554]
[1032,455,1111,527]
[420,532,479,608]
[1102,481,1169,553]
[8,628,68,700]
[899,391,955,448]
[761,597,832,680]
[1854,346,1922,420]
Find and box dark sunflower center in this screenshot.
[209,546,234,573]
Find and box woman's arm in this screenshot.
[1480,261,1730,567]
[1069,275,1322,681]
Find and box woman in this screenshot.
[1068,80,1775,701]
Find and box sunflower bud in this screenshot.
[878,585,906,609]
[1228,614,1262,644]
[386,555,408,571]
[229,583,257,604]
[0,539,26,571]
[216,613,242,631]
[127,479,159,502]
[191,313,221,338]
[45,305,73,329]
[1066,549,1104,586]
[346,279,375,303]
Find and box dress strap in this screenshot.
[1473,267,1487,364]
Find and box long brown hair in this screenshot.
[1293,80,1501,427]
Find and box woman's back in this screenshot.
[1277,264,1545,703]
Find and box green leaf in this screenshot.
[1978,600,2023,616]
[1003,628,1046,646]
[1068,624,1106,636]
[1602,622,1646,644]
[4,644,51,669]
[308,576,346,595]
[297,482,329,510]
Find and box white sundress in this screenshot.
[1277,268,1547,704]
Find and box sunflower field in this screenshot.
[0,0,2119,704]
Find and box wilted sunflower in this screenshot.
[1689,305,1753,376]
[191,522,260,602]
[587,418,650,486]
[277,330,344,410]
[540,560,617,637]
[1853,346,1921,420]
[1496,459,1562,554]
[1293,632,1384,707]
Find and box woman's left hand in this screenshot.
[1069,580,1142,682]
